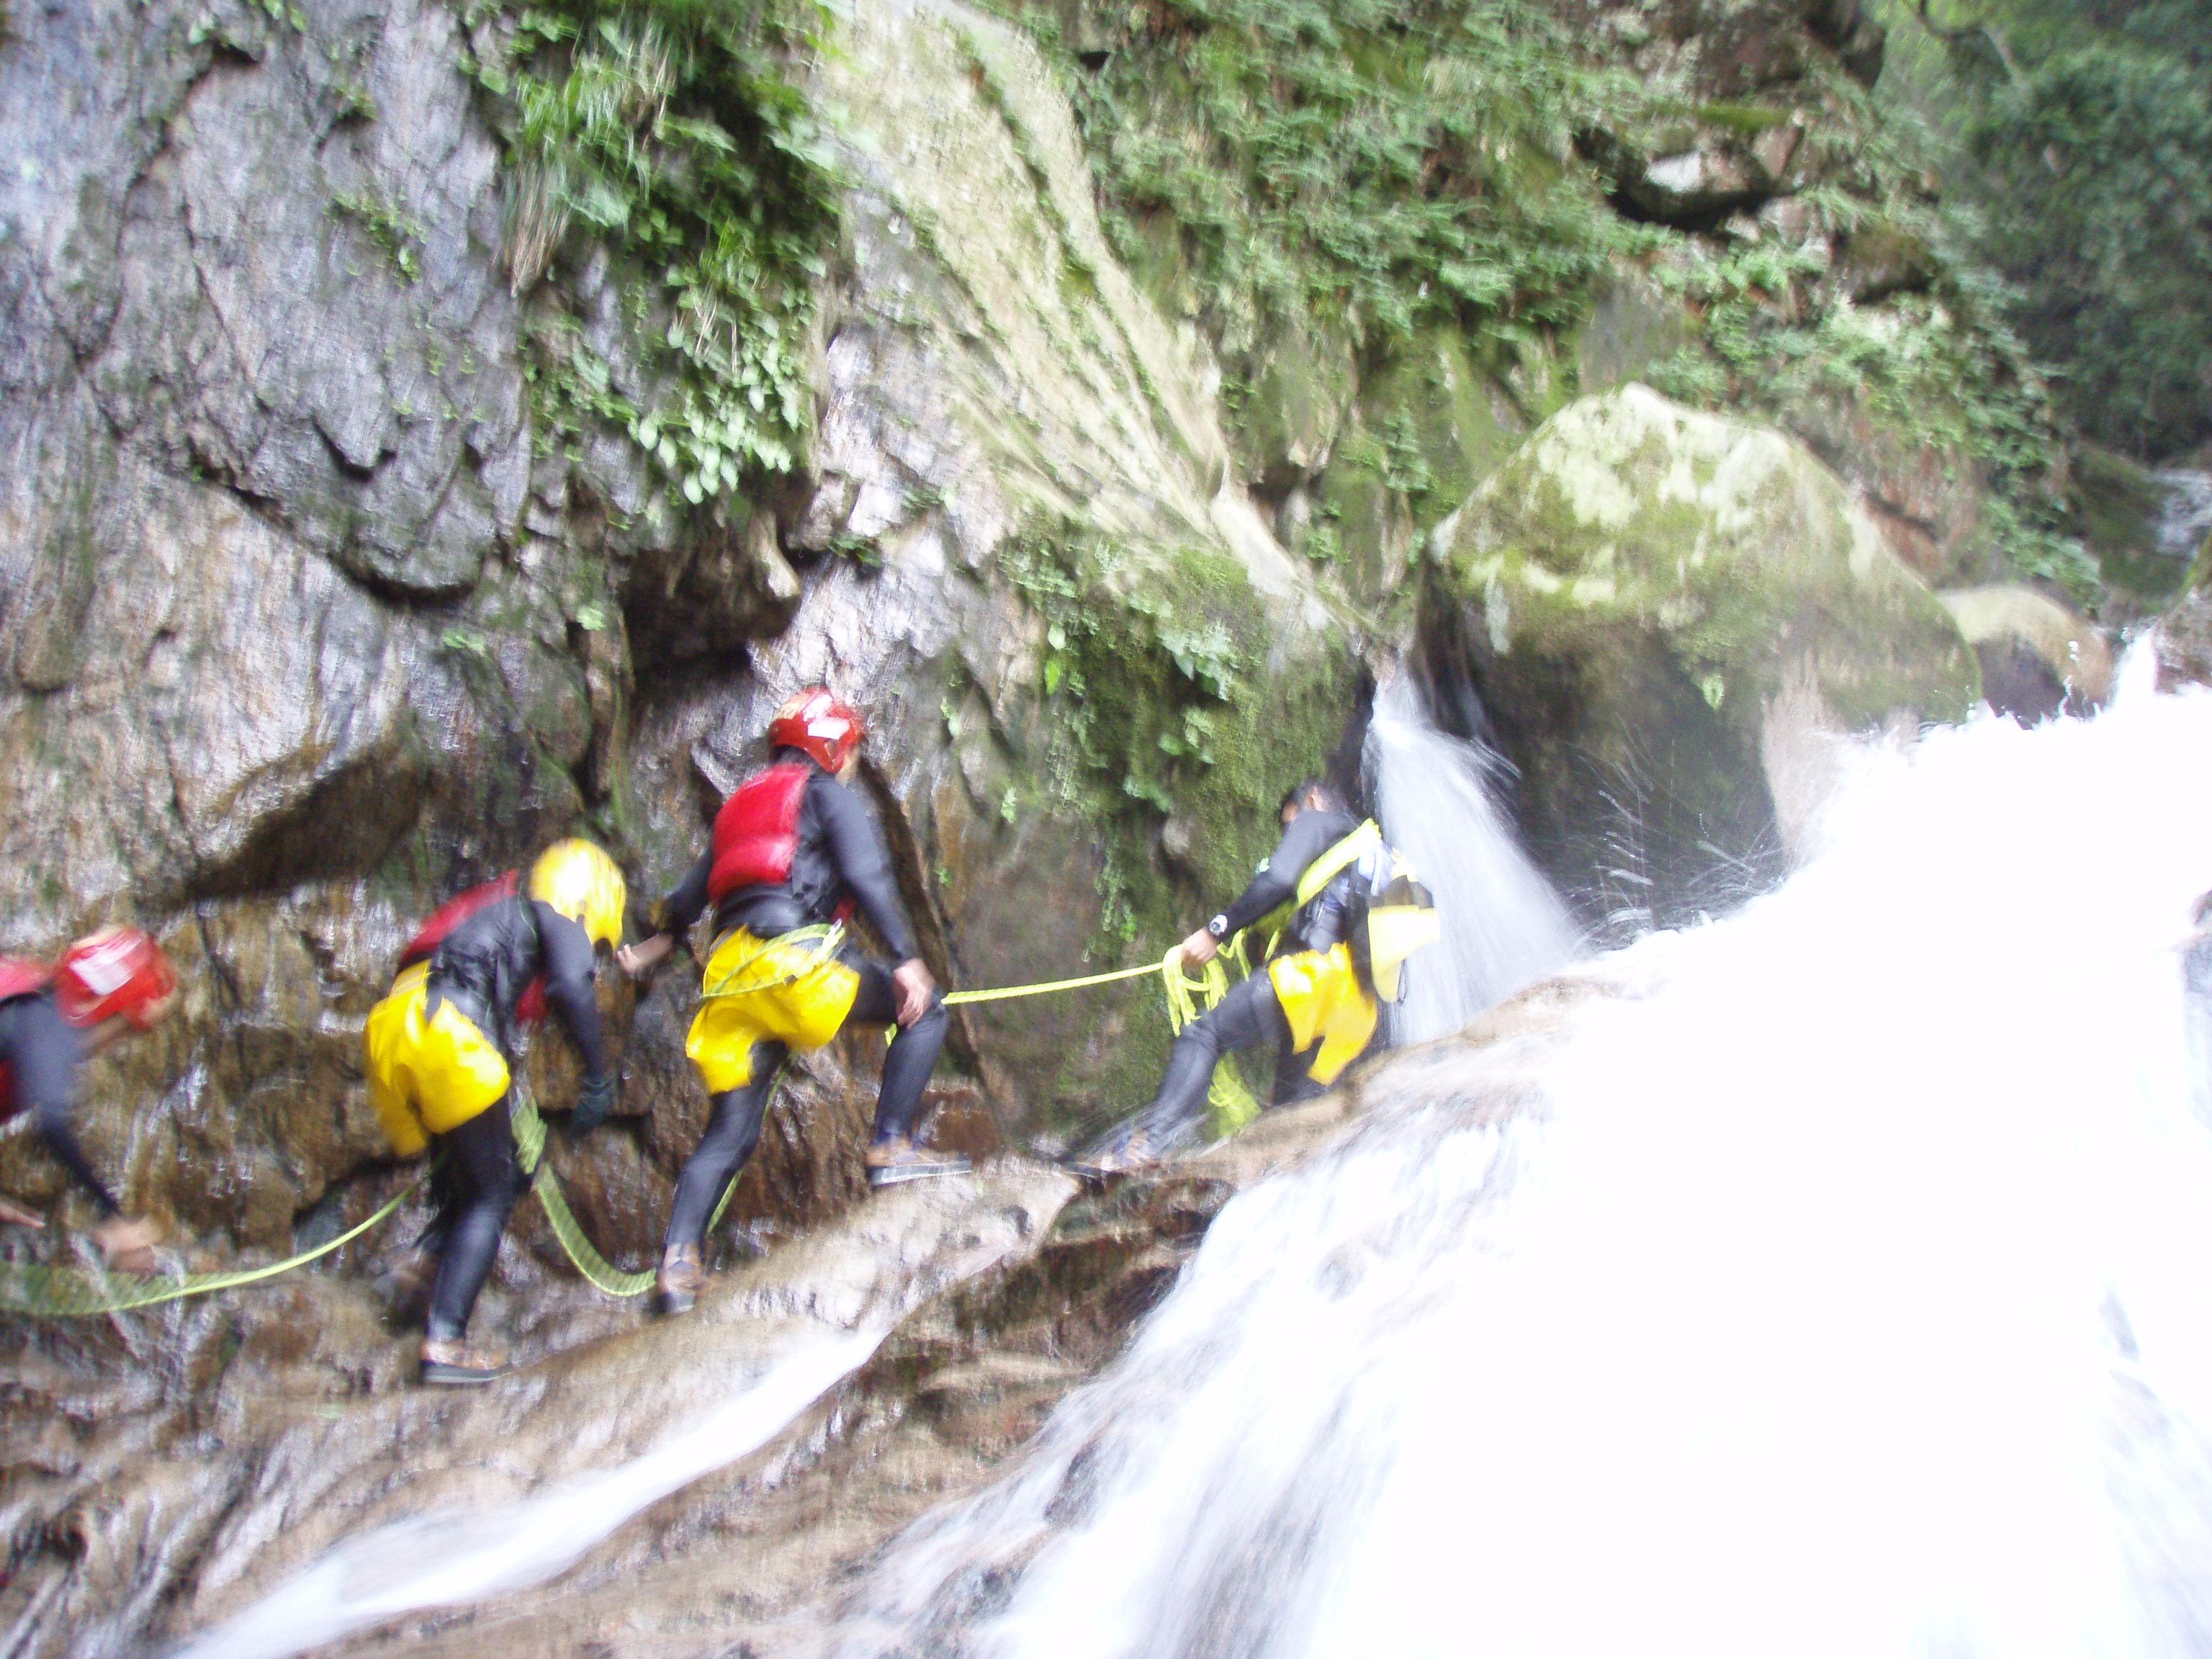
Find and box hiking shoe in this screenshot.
[866,1143,974,1189]
[1066,1133,1153,1184]
[419,1337,511,1387]
[657,1244,705,1316]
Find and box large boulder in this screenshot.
[1421,385,1979,933]
[1939,585,2113,721]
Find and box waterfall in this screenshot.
[2155,469,2212,564]
[1366,675,1581,1043]
[831,654,2212,1658]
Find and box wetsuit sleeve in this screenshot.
[816,776,922,962]
[531,902,611,1082]
[657,850,714,937]
[9,999,119,1215]
[1215,814,1339,936]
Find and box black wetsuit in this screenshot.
[416,895,608,1342]
[0,991,120,1214]
[1138,806,1365,1147]
[657,757,946,1252]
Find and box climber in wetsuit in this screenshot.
[619,686,963,1315]
[364,840,625,1385]
[1097,781,1391,1171]
[0,927,177,1271]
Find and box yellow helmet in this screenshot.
[528,840,627,949]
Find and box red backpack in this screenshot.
[708,763,811,905]
[0,958,50,1123]
[400,874,547,1025]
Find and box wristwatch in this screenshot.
[1205,913,1231,940]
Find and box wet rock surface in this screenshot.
[1420,385,1979,935]
[0,1083,1385,1658]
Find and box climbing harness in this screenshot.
[696,924,847,1001]
[0,1182,417,1318]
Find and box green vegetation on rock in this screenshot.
[981,0,2103,603]
[1881,0,2212,462]
[469,0,840,503]
[986,0,1635,367]
[1000,525,1352,935]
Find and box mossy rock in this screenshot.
[2075,444,2186,605]
[1939,585,2113,720]
[1226,320,1357,498]
[1571,269,1697,397]
[1423,385,1978,931]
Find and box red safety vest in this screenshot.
[709,763,811,905]
[400,874,547,1025]
[0,958,49,1123]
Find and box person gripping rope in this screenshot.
[1093,781,1437,1172]
[619,687,965,1316]
[0,927,177,1271]
[364,840,626,1385]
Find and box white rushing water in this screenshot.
[179,1327,885,1659]
[2154,470,2212,563]
[1368,675,1581,1043]
[835,653,2212,1658]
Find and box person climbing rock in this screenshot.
[1089,781,1436,1174]
[364,840,626,1385]
[0,927,177,1272]
[619,686,963,1316]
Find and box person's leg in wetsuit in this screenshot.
[844,958,951,1162]
[659,1038,789,1310]
[381,1154,459,1328]
[657,958,957,1311]
[421,1098,525,1376]
[1271,1014,1328,1110]
[1133,970,1292,1155]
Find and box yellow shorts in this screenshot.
[686,928,863,1094]
[1267,943,1378,1087]
[363,963,513,1155]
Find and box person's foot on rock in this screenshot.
[865,1138,974,1189]
[657,1243,705,1315]
[419,1336,511,1386]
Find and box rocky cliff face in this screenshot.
[0,0,1359,1267]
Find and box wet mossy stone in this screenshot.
[1426,385,1978,929]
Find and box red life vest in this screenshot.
[400,873,547,1025]
[709,763,811,905]
[0,958,48,1123]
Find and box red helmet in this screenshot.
[54,927,177,1031]
[768,687,866,773]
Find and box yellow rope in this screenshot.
[511,1092,741,1298]
[942,960,1164,1006]
[0,1182,418,1318]
[4,933,1272,1318]
[1159,940,1264,1138]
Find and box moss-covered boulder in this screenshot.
[1421,384,1978,933]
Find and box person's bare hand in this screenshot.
[617,934,675,979]
[0,1196,45,1230]
[893,959,937,1028]
[1178,929,1219,970]
[94,1214,161,1276]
